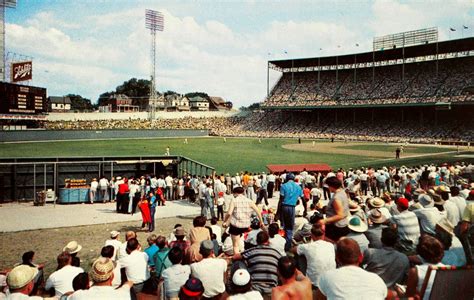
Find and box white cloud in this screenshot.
[5,1,472,106]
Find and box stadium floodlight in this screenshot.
[373,27,438,51]
[145,9,164,120]
[1,0,17,81]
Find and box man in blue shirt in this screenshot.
[279,173,303,251]
[144,234,159,269]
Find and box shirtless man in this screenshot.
[272,256,312,300]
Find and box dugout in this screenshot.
[0,155,214,202]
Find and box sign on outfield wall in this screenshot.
[11,61,33,83]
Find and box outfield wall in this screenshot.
[0,129,208,142]
[46,110,241,121]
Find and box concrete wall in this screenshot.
[0,129,208,142]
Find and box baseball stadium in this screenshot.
[1,2,474,300]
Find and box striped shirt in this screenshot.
[230,195,254,228]
[241,245,281,295]
[390,210,420,247]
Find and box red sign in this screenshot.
[11,61,33,82]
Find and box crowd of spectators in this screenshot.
[264,57,474,108]
[1,161,473,299]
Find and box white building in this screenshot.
[189,96,209,111]
[49,96,71,112]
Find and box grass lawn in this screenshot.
[0,137,470,173]
[338,143,453,154]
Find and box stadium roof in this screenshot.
[269,37,474,70]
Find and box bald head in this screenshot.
[125,231,136,241]
[336,238,361,266]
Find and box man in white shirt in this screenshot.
[99,176,110,202]
[118,231,136,260]
[317,238,387,300]
[162,247,191,299]
[104,230,122,261]
[190,240,227,298]
[69,257,132,300]
[90,178,99,204]
[165,174,174,201]
[119,238,150,294]
[6,265,43,300]
[45,252,84,297]
[292,223,336,288]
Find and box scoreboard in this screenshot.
[0,82,47,114]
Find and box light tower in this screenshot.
[145,9,164,120]
[0,0,16,81]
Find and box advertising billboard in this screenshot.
[11,61,33,83]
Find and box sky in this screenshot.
[5,0,473,107]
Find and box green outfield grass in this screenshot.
[338,144,452,154]
[0,137,470,173]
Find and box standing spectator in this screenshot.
[233,231,281,296]
[317,238,387,299]
[363,227,410,288]
[278,173,303,250]
[267,172,276,198]
[190,240,227,299]
[272,256,312,300]
[165,174,174,201]
[118,177,130,214]
[104,230,122,261]
[216,192,225,221]
[223,187,264,255]
[148,191,157,232]
[161,247,191,300]
[99,176,109,202]
[319,176,350,242]
[68,257,132,300]
[6,265,42,300]
[45,252,84,297]
[292,222,336,289]
[109,177,116,202]
[138,197,151,231]
[89,178,98,204]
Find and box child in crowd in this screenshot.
[217,192,225,220]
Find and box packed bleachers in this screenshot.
[264,57,474,108]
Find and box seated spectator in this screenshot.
[186,216,211,264]
[169,226,190,253]
[363,227,410,288]
[72,272,89,292]
[435,219,466,266]
[118,231,137,260]
[244,218,263,249]
[6,265,42,300]
[365,209,388,249]
[317,238,387,299]
[222,233,244,256]
[227,269,263,300]
[119,238,151,294]
[233,231,281,296]
[104,230,122,261]
[210,217,223,244]
[190,240,227,299]
[346,215,370,253]
[162,247,191,300]
[268,223,286,256]
[292,222,336,290]
[20,251,44,296]
[389,197,420,254]
[405,235,446,299]
[272,256,312,300]
[68,257,132,300]
[45,251,84,297]
[178,277,204,300]
[100,245,122,288]
[153,236,172,279]
[63,241,82,268]
[144,234,159,269]
[414,194,443,235]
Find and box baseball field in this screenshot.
[0,137,471,173]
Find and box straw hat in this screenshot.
[6,265,38,290]
[348,216,368,233]
[436,218,454,235]
[428,190,445,205]
[369,209,387,224]
[368,197,385,208]
[89,257,115,283]
[110,231,120,238]
[63,241,82,254]
[418,194,434,208]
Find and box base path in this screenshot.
[0,200,201,233]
